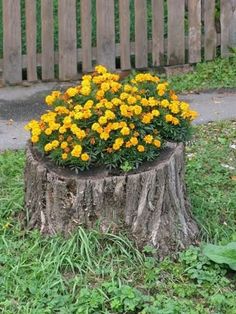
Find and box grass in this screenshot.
[168,57,236,93]
[0,121,236,313]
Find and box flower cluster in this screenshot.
[25,65,198,171]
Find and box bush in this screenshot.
[25,65,197,171]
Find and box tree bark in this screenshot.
[24,142,199,258]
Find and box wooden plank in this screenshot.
[221,0,236,57]
[152,0,164,66]
[81,0,92,72]
[58,0,77,80]
[188,0,201,63]
[3,0,22,84]
[204,0,216,61]
[41,0,54,80]
[135,0,148,68]
[119,0,131,70]
[25,0,37,81]
[167,0,185,65]
[96,0,116,70]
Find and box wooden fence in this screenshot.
[0,0,236,85]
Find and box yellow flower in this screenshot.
[100,132,110,140]
[45,128,53,135]
[98,116,108,125]
[141,98,149,106]
[115,138,124,146]
[165,114,173,122]
[113,143,121,151]
[96,90,105,100]
[84,100,94,110]
[127,96,136,105]
[130,137,138,146]
[76,129,86,140]
[51,90,61,98]
[31,135,39,143]
[152,109,160,117]
[142,113,153,124]
[95,65,107,74]
[101,82,110,92]
[160,99,169,108]
[125,141,132,148]
[59,126,67,134]
[71,145,82,157]
[52,140,59,148]
[44,143,53,152]
[120,92,129,100]
[62,153,68,160]
[137,145,145,152]
[105,110,115,120]
[153,139,161,148]
[61,141,68,149]
[180,102,190,111]
[92,122,100,131]
[120,127,130,136]
[133,105,142,115]
[80,86,91,96]
[81,153,90,161]
[45,95,54,106]
[172,117,180,125]
[144,135,153,144]
[83,110,92,119]
[124,84,133,92]
[66,87,78,97]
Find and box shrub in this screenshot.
[25,65,198,171]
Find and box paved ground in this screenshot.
[0,83,236,152]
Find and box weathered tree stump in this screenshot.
[24,142,199,257]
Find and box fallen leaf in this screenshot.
[231,176,236,181]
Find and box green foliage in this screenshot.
[203,242,236,271]
[1,121,236,313]
[169,57,236,93]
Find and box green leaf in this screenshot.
[203,242,236,271]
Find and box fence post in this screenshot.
[221,0,236,57]
[3,0,22,84]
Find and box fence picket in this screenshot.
[41,0,54,80]
[3,0,22,84]
[26,0,37,82]
[221,0,236,57]
[204,0,217,60]
[135,0,148,68]
[188,0,201,63]
[81,0,92,72]
[152,0,164,66]
[167,0,185,65]
[96,0,116,70]
[119,0,131,70]
[58,0,77,80]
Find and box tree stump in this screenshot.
[24,142,199,258]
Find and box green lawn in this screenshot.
[0,121,236,313]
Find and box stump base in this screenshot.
[24,142,199,258]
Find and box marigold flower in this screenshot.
[120,126,130,136]
[61,141,68,149]
[44,143,53,152]
[144,135,153,144]
[31,135,39,143]
[137,145,145,152]
[81,153,90,161]
[98,116,107,125]
[153,139,161,148]
[100,132,110,140]
[62,153,68,160]
[45,95,54,106]
[130,137,138,146]
[66,87,78,97]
